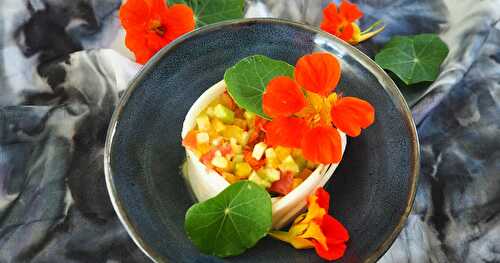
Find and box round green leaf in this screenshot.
[184,181,272,257]
[224,55,295,119]
[375,34,449,85]
[168,0,245,27]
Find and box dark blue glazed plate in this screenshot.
[105,19,419,263]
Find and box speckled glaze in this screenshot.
[105,19,419,263]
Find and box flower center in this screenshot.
[297,92,337,128]
[149,20,166,36]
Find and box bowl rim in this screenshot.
[104,17,420,263]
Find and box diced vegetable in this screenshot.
[269,171,294,195]
[252,142,267,160]
[249,171,271,188]
[211,118,226,133]
[243,111,255,127]
[223,126,245,144]
[211,151,228,169]
[196,115,211,131]
[265,148,280,168]
[258,168,280,183]
[214,104,235,124]
[244,149,266,170]
[182,130,198,150]
[275,146,292,162]
[279,155,300,174]
[233,154,244,163]
[235,162,252,178]
[220,92,236,110]
[233,118,248,130]
[205,106,215,117]
[196,132,209,144]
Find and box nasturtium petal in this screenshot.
[224,55,295,119]
[184,181,272,257]
[375,34,449,85]
[262,76,307,118]
[294,53,341,96]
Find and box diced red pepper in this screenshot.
[269,171,294,196]
[200,149,217,166]
[244,148,266,170]
[182,130,198,150]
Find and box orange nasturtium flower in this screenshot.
[120,0,195,64]
[320,0,384,44]
[269,188,349,261]
[262,53,375,164]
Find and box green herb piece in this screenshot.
[184,181,272,257]
[224,55,295,119]
[168,0,245,27]
[375,34,449,85]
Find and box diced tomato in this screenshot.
[200,149,217,166]
[182,130,197,150]
[269,171,294,196]
[244,148,266,170]
[219,144,233,156]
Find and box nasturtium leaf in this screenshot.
[168,0,245,27]
[224,55,295,119]
[184,181,272,257]
[375,34,449,85]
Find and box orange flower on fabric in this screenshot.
[120,0,195,64]
[263,53,375,164]
[269,188,349,261]
[320,1,384,44]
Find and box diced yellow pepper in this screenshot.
[235,162,252,178]
[211,118,226,133]
[275,146,292,162]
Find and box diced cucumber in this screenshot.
[249,171,271,188]
[279,155,300,174]
[196,114,211,131]
[252,142,267,160]
[258,168,280,183]
[211,153,228,169]
[214,104,235,124]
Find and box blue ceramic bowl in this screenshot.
[105,19,419,263]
